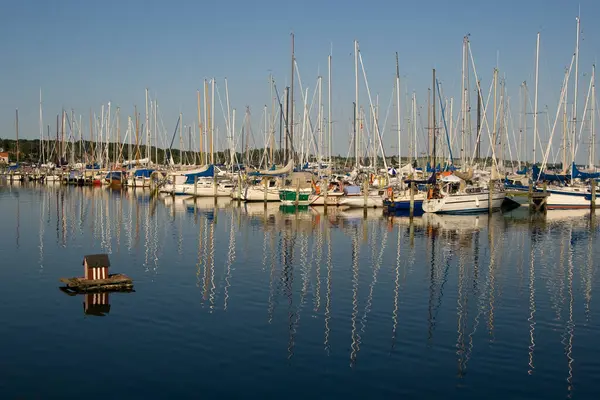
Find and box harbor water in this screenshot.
[1,183,600,399]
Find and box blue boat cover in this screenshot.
[184,165,215,184]
[134,169,155,178]
[572,162,600,180]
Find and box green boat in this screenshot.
[278,172,313,206]
[278,188,312,206]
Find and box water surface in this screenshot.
[1,183,599,399]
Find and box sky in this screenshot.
[1,0,599,164]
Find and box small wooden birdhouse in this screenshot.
[83,254,110,281]
[83,293,111,316]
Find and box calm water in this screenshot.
[1,183,600,399]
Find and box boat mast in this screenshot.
[89,109,94,165]
[145,88,150,161]
[412,92,417,166]
[289,33,295,165]
[428,88,431,166]
[591,64,596,169]
[154,100,158,165]
[572,16,580,171]
[15,109,19,164]
[563,69,568,172]
[432,69,436,169]
[354,40,359,167]
[39,89,44,165]
[211,78,215,165]
[396,52,401,168]
[476,81,481,161]
[197,90,203,165]
[533,32,540,165]
[461,36,467,168]
[117,107,121,164]
[328,52,332,167]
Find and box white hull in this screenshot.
[308,191,344,206]
[546,190,592,210]
[127,177,152,188]
[337,195,383,208]
[161,183,232,197]
[422,192,505,214]
[242,186,280,202]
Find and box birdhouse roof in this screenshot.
[82,254,110,267]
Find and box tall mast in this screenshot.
[520,82,527,168]
[128,116,132,164]
[411,92,417,166]
[492,68,498,164]
[395,52,401,168]
[179,113,183,166]
[211,78,215,165]
[117,107,121,164]
[572,16,581,168]
[428,88,431,166]
[591,64,596,169]
[154,100,158,165]
[432,69,436,168]
[354,40,359,166]
[284,87,289,163]
[15,109,19,164]
[533,32,540,165]
[353,102,357,166]
[61,110,65,163]
[39,89,44,164]
[318,76,323,171]
[563,70,568,171]
[203,80,208,163]
[328,53,332,166]
[89,109,94,164]
[461,36,467,168]
[476,80,482,160]
[290,33,295,164]
[135,105,140,161]
[145,88,149,161]
[197,90,203,165]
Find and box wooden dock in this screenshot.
[505,190,549,212]
[59,274,134,294]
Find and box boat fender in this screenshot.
[475,197,480,207]
[387,187,393,199]
[427,188,433,200]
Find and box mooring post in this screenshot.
[363,179,368,209]
[542,182,547,213]
[410,181,415,217]
[488,179,494,213]
[237,174,242,203]
[263,178,268,207]
[213,173,218,201]
[295,180,300,208]
[528,181,533,210]
[324,179,328,215]
[194,176,198,200]
[591,179,596,210]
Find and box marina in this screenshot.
[3,1,600,398]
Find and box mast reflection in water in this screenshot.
[1,184,600,398]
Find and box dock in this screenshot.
[505,190,549,212]
[59,274,134,294]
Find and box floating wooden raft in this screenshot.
[59,273,134,294]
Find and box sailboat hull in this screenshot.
[422,192,505,214]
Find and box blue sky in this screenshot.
[1,0,599,163]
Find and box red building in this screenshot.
[83,254,110,280]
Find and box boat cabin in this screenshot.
[83,254,110,280]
